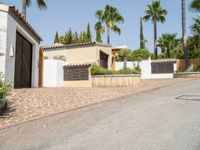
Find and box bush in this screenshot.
[117,68,141,74]
[90,65,141,75]
[0,73,11,100]
[90,65,114,75]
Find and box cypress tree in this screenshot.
[96,31,102,43]
[65,28,73,44]
[54,31,60,44]
[73,32,79,43]
[87,23,92,42]
[140,17,145,49]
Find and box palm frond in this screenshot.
[37,0,47,9]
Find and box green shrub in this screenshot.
[90,65,114,75]
[0,73,11,100]
[90,65,141,75]
[117,68,141,74]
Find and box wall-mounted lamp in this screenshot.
[9,45,14,57]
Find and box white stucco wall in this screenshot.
[0,9,8,75]
[115,61,140,71]
[140,59,177,79]
[0,5,40,87]
[43,60,66,87]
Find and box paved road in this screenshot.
[0,79,200,150]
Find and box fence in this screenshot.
[43,59,66,87]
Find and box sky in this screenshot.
[1,0,198,52]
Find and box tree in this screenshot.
[182,0,191,69]
[191,16,200,35]
[132,49,150,61]
[95,5,124,44]
[143,0,167,58]
[190,0,200,12]
[87,23,92,42]
[65,28,73,44]
[79,31,88,43]
[95,22,105,42]
[157,33,179,58]
[140,17,146,49]
[73,32,79,43]
[54,31,60,44]
[116,49,133,61]
[22,0,47,19]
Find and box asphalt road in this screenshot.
[0,79,200,150]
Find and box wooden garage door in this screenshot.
[14,32,32,88]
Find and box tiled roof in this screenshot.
[63,62,96,68]
[151,59,176,63]
[9,6,42,42]
[41,42,112,51]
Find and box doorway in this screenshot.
[14,32,32,88]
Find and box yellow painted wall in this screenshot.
[43,45,113,69]
[177,58,200,71]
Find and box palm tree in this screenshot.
[22,0,47,19]
[95,22,105,43]
[190,0,200,12]
[143,0,167,58]
[157,33,179,58]
[191,16,200,35]
[182,0,191,70]
[95,5,124,44]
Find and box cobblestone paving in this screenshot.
[0,79,191,129]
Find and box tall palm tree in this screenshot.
[95,5,124,44]
[143,0,167,58]
[182,0,191,70]
[157,33,179,58]
[95,22,105,43]
[190,0,200,12]
[22,0,47,19]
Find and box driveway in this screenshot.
[0,79,188,129]
[0,79,200,150]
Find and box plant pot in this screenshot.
[0,100,7,115]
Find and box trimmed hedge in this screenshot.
[90,65,141,75]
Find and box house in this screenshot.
[42,42,113,69]
[0,3,42,88]
[41,42,113,87]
